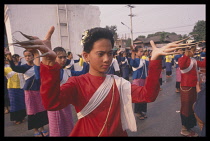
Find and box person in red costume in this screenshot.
[11,26,186,137]
[178,45,206,137]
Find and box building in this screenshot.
[134,34,182,50]
[4,4,100,70]
[115,38,127,48]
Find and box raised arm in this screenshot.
[131,40,183,103]
[4,48,27,73]
[8,26,79,111]
[10,26,57,66]
[40,62,78,110]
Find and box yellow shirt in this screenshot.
[141,56,149,61]
[165,55,173,63]
[79,58,84,66]
[4,67,21,88]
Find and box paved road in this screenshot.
[4,67,201,137]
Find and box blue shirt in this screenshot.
[65,59,80,71]
[174,54,182,68]
[130,58,149,80]
[62,63,89,81]
[9,60,40,91]
[200,52,206,61]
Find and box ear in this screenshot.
[82,51,90,62]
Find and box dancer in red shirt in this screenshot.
[178,45,206,137]
[11,26,188,137]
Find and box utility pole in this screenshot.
[127,5,135,46]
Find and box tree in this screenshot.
[189,20,206,42]
[105,25,118,41]
[126,38,131,47]
[137,35,146,38]
[160,32,168,43]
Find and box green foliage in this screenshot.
[137,35,146,38]
[147,31,175,39]
[126,38,131,47]
[105,25,118,41]
[189,20,206,41]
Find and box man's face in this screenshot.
[68,53,73,59]
[23,51,34,63]
[56,51,67,67]
[135,48,144,57]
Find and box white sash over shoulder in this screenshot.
[5,71,16,79]
[132,59,148,77]
[180,57,197,74]
[66,59,74,69]
[60,69,72,85]
[132,59,145,71]
[77,75,137,132]
[77,75,114,119]
[5,70,25,89]
[180,57,199,81]
[23,66,35,80]
[114,75,137,132]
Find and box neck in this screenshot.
[14,61,18,65]
[27,62,34,66]
[89,69,106,77]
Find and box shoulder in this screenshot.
[113,75,130,83]
[70,73,89,81]
[4,67,12,73]
[23,64,32,68]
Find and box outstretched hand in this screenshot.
[150,40,180,60]
[9,26,57,66]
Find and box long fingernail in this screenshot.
[13,31,34,40]
[36,52,50,58]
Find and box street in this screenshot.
[4,67,201,137]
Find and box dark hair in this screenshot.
[12,54,20,58]
[23,50,34,56]
[202,47,206,50]
[67,51,72,56]
[82,27,114,53]
[53,47,66,54]
[134,45,143,52]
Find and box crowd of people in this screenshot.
[4,26,206,137]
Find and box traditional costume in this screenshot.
[106,58,120,75]
[4,66,26,122]
[9,60,48,130]
[65,59,80,71]
[194,82,206,136]
[161,56,166,69]
[200,51,206,61]
[119,56,131,81]
[4,76,10,112]
[174,54,182,92]
[130,57,149,119]
[40,59,161,136]
[48,65,89,136]
[178,55,206,130]
[165,55,173,77]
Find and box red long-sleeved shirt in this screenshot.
[178,55,206,87]
[40,60,161,136]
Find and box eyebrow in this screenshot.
[96,50,113,53]
[58,55,67,57]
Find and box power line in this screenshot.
[118,24,195,39]
[118,24,194,34]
